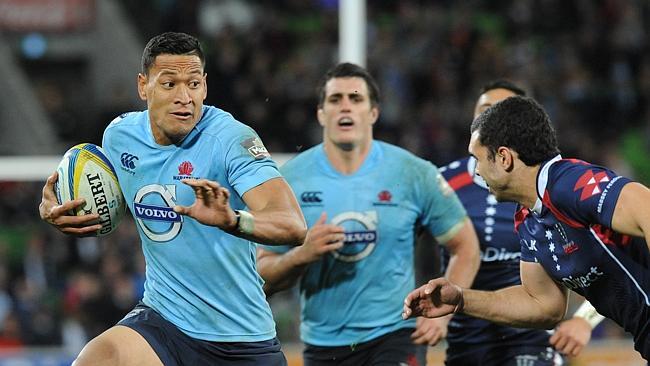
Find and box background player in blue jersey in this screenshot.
[257,63,480,366]
[403,95,650,360]
[38,32,307,366]
[436,80,603,365]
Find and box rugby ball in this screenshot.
[54,143,126,236]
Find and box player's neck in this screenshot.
[512,164,541,209]
[323,139,372,175]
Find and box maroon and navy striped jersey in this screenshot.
[518,155,650,358]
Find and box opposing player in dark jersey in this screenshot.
[436,81,603,365]
[403,95,650,360]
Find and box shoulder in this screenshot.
[280,145,321,177]
[103,110,147,143]
[196,106,256,138]
[197,106,269,154]
[105,110,146,131]
[544,158,612,196]
[377,141,435,170]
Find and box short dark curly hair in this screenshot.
[480,79,527,96]
[470,96,560,166]
[317,63,380,108]
[141,32,205,76]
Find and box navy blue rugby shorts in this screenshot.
[445,343,564,366]
[303,328,426,366]
[118,303,287,366]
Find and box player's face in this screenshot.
[468,131,510,201]
[138,54,207,145]
[317,77,378,150]
[473,88,517,119]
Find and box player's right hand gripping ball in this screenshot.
[54,143,126,236]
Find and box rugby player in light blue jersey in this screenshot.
[434,80,604,366]
[257,63,480,366]
[403,96,650,361]
[38,32,306,366]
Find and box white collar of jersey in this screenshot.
[533,154,562,214]
[467,156,489,189]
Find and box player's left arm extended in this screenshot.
[611,182,650,248]
[403,261,568,328]
[239,177,307,245]
[438,217,480,288]
[462,261,569,328]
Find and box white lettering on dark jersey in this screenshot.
[561,266,603,289]
[481,246,521,262]
[597,176,622,214]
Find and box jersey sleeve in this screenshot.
[257,243,292,254]
[223,124,282,197]
[547,162,632,228]
[419,162,468,243]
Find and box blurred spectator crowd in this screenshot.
[0,0,649,354]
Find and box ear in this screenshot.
[317,108,326,127]
[369,106,379,125]
[497,146,515,172]
[202,73,208,100]
[137,73,147,101]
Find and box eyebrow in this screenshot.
[158,69,203,76]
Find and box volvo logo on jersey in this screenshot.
[330,211,378,262]
[134,184,183,242]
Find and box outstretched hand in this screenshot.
[411,316,451,346]
[294,212,345,265]
[173,179,237,230]
[39,171,102,236]
[402,277,463,320]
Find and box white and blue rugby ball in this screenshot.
[54,143,126,236]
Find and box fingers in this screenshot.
[173,205,189,215]
[550,333,583,357]
[403,287,426,319]
[552,336,580,357]
[42,172,58,198]
[181,179,230,206]
[315,212,327,225]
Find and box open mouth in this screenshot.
[338,117,354,127]
[171,111,192,119]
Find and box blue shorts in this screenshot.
[303,328,426,366]
[445,343,564,366]
[117,303,287,366]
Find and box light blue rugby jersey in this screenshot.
[267,141,467,346]
[102,105,280,342]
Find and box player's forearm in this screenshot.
[445,249,479,288]
[461,285,566,329]
[443,219,480,288]
[258,249,308,295]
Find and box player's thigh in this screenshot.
[73,325,162,366]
